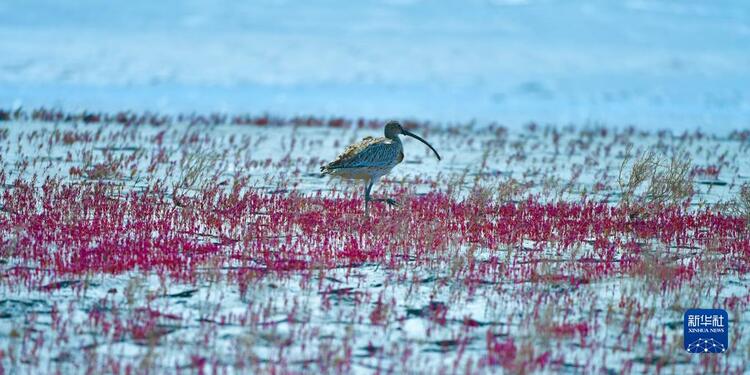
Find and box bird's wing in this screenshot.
[323,137,398,170]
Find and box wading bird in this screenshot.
[321,120,441,214]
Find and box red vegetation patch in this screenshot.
[1,175,748,289]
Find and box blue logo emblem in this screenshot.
[684,309,728,353]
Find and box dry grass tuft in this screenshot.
[177,152,222,191]
[728,183,750,227]
[618,146,694,208]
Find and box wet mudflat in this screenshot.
[1,111,749,374]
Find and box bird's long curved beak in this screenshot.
[402,130,441,161]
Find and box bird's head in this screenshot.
[384,120,441,161]
[384,120,403,139]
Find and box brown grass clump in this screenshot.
[177,152,222,191]
[729,183,750,227]
[618,146,694,209]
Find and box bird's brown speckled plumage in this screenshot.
[321,136,402,178]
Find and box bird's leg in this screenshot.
[364,179,373,215]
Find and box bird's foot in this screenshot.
[373,198,399,207]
